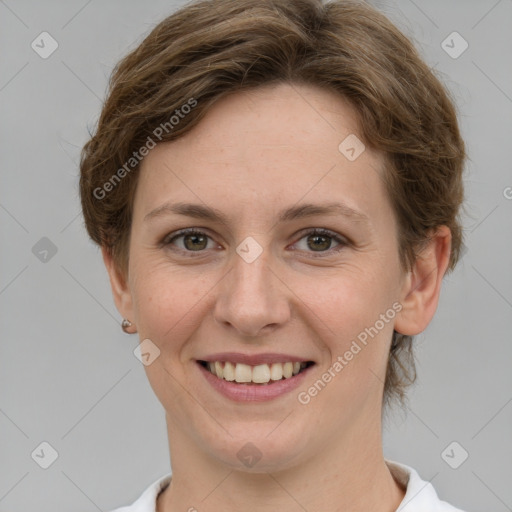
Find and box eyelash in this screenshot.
[162,227,348,258]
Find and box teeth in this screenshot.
[223,361,235,381]
[204,361,309,384]
[270,363,283,381]
[252,364,271,383]
[235,363,252,383]
[214,361,224,379]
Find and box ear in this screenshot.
[101,246,135,324]
[394,226,452,336]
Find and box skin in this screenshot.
[103,82,452,512]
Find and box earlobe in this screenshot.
[394,226,452,336]
[101,246,135,325]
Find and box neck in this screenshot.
[157,410,405,512]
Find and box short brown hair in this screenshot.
[79,0,466,406]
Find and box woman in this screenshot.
[79,0,467,510]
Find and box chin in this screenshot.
[204,423,311,473]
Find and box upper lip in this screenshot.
[198,352,314,365]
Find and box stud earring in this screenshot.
[121,318,136,334]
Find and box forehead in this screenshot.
[160,83,367,160]
[135,83,389,225]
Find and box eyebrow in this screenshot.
[144,201,370,226]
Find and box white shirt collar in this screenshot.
[111,460,465,512]
[386,460,465,511]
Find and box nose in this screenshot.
[213,247,291,338]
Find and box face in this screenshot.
[108,82,421,472]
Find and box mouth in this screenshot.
[197,360,315,385]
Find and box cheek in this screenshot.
[304,263,395,337]
[130,262,203,346]
[300,260,399,400]
[129,264,209,408]
[298,272,396,420]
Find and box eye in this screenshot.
[163,228,217,252]
[292,228,348,256]
[163,227,348,257]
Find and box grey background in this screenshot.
[1,0,511,510]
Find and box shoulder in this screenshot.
[386,460,466,512]
[108,474,172,512]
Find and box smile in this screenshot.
[198,360,314,385]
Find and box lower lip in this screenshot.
[197,362,314,402]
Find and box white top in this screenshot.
[109,460,466,512]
